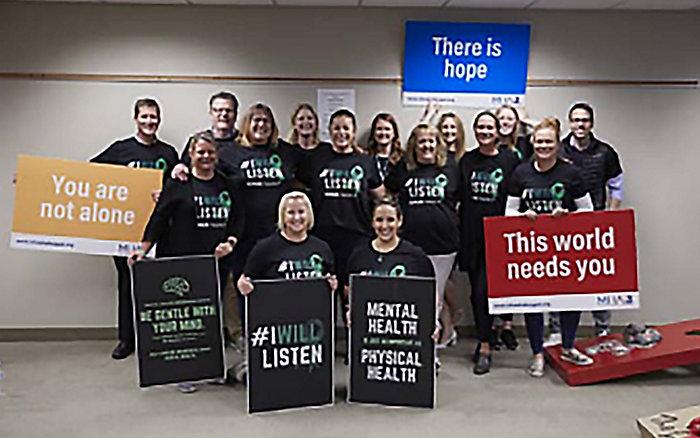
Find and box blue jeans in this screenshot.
[549,310,610,335]
[527,311,582,355]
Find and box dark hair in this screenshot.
[187,131,217,154]
[371,196,402,219]
[209,91,239,113]
[473,110,501,133]
[133,98,160,119]
[367,113,403,163]
[568,102,594,125]
[329,109,363,154]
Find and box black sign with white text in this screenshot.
[246,278,334,413]
[349,275,436,408]
[131,256,225,387]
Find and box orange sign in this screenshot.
[11,155,162,256]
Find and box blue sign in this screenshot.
[403,21,531,108]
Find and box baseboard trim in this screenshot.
[0,325,625,342]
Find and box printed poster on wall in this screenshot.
[246,278,334,414]
[349,275,436,409]
[131,256,225,388]
[403,21,531,108]
[484,210,639,314]
[10,155,162,256]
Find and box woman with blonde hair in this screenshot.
[495,105,533,160]
[505,117,594,377]
[287,103,330,151]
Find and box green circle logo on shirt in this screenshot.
[219,190,232,208]
[309,253,324,272]
[389,264,407,277]
[550,182,566,200]
[435,173,448,188]
[350,165,364,181]
[490,168,504,184]
[155,158,168,170]
[269,154,282,169]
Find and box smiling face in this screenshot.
[532,127,559,162]
[415,130,437,165]
[474,114,498,147]
[294,107,317,138]
[372,204,402,243]
[569,108,593,140]
[439,116,458,146]
[209,97,237,132]
[135,105,160,138]
[282,197,310,235]
[373,119,395,148]
[497,107,518,137]
[189,139,218,173]
[248,109,273,145]
[330,115,355,152]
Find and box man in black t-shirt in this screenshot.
[551,102,624,341]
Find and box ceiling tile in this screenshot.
[276,0,358,5]
[614,0,700,9]
[446,0,534,8]
[103,0,189,4]
[529,0,621,9]
[363,0,445,7]
[186,0,271,3]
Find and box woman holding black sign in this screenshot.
[91,98,179,361]
[505,117,594,377]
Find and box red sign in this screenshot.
[483,210,638,313]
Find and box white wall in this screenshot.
[1,2,698,329]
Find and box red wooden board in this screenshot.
[544,319,700,386]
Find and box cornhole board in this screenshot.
[545,319,700,386]
[637,405,700,438]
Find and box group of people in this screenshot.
[93,90,624,385]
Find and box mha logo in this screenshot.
[319,165,363,197]
[597,294,635,307]
[162,276,190,297]
[405,173,448,205]
[240,154,285,186]
[277,253,325,279]
[522,182,565,213]
[470,168,503,202]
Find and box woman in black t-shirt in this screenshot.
[347,197,434,279]
[384,123,459,336]
[496,105,533,161]
[506,118,595,378]
[367,113,403,182]
[91,98,179,361]
[237,191,337,292]
[296,109,385,324]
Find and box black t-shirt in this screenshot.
[384,160,460,255]
[142,173,245,260]
[373,155,390,182]
[180,130,240,176]
[347,239,434,278]
[243,232,335,280]
[458,148,520,269]
[91,136,179,184]
[297,144,382,235]
[508,159,588,214]
[560,133,623,211]
[224,141,302,240]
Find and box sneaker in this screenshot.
[543,333,562,347]
[176,382,198,394]
[473,352,491,375]
[528,355,545,378]
[560,348,594,366]
[500,328,519,351]
[111,342,134,360]
[436,330,458,350]
[596,329,610,338]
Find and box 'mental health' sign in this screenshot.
[403,21,531,108]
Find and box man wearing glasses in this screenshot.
[546,102,624,345]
